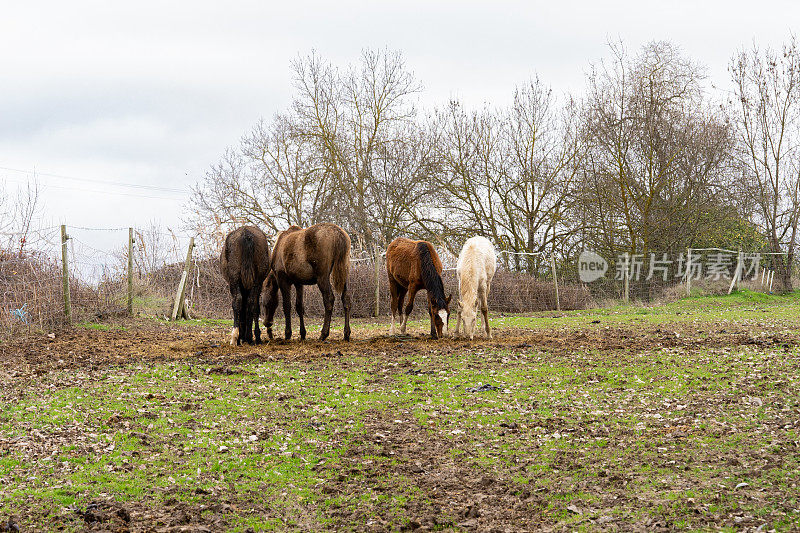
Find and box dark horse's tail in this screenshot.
[240,229,257,290]
[331,228,351,294]
[416,242,447,308]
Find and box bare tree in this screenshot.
[291,49,426,250]
[430,79,583,272]
[131,221,186,276]
[0,179,42,257]
[186,112,336,246]
[241,115,336,228]
[730,36,800,290]
[503,80,585,265]
[580,40,734,260]
[190,49,433,255]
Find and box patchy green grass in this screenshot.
[76,322,127,331]
[1,292,799,530]
[132,293,171,316]
[497,288,800,330]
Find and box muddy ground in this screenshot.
[3,315,796,380]
[1,312,799,532]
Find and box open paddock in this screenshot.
[1,292,799,531]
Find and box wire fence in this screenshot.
[0,224,793,338]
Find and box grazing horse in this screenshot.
[220,225,271,345]
[263,223,352,341]
[386,237,452,339]
[454,236,496,339]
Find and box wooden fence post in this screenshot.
[738,249,744,289]
[550,255,560,311]
[60,224,72,325]
[127,227,134,316]
[171,237,195,321]
[728,249,742,295]
[686,248,692,296]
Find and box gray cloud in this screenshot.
[0,0,797,242]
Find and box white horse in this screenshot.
[454,236,496,339]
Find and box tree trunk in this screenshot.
[778,251,793,292]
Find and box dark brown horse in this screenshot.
[220,225,271,345]
[386,237,451,338]
[263,223,352,341]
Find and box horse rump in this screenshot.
[220,225,271,346]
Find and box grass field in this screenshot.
[1,290,799,531]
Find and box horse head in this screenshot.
[430,293,452,338]
[458,298,479,340]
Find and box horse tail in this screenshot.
[240,229,257,290]
[331,229,351,294]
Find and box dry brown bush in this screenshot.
[138,259,595,320]
[0,251,131,336]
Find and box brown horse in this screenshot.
[220,225,271,345]
[263,223,352,341]
[386,237,452,338]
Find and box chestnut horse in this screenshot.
[263,223,352,341]
[220,225,271,345]
[386,237,451,338]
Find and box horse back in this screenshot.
[457,237,497,297]
[272,229,313,282]
[271,223,350,285]
[387,237,442,288]
[386,238,416,287]
[220,225,271,286]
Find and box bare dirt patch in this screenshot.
[2,313,799,531]
[2,317,798,381]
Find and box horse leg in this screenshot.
[242,288,254,344]
[396,286,408,334]
[483,280,492,338]
[295,284,306,340]
[252,287,262,345]
[263,275,279,340]
[401,285,418,334]
[341,282,351,341]
[389,280,400,335]
[318,277,335,341]
[229,283,242,346]
[455,307,462,337]
[481,286,491,338]
[279,279,293,340]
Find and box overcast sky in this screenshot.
[1,0,798,256]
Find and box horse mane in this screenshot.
[416,242,447,309]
